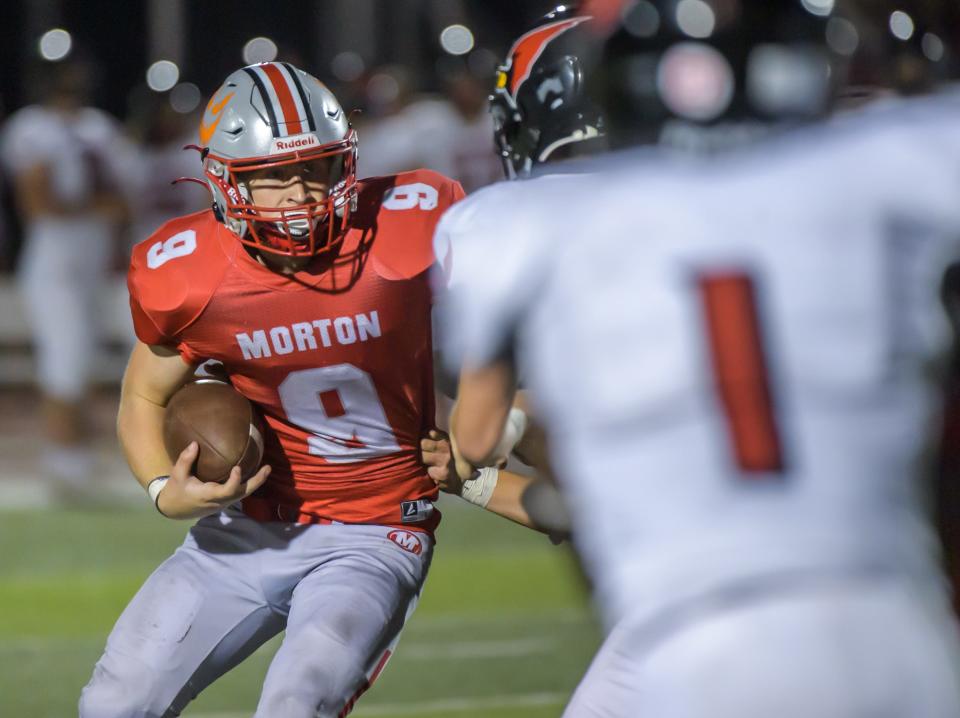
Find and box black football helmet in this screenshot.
[593,0,842,149]
[491,4,606,179]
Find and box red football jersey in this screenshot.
[128,169,465,532]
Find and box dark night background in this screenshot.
[0,1,564,118]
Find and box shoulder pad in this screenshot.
[433,178,554,290]
[360,169,465,281]
[128,210,231,345]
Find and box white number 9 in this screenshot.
[382,183,439,211]
[147,230,197,269]
[278,364,401,464]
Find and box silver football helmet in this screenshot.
[199,62,358,258]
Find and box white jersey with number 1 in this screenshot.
[439,93,960,621]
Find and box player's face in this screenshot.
[244,157,341,213]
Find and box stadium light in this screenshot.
[243,37,278,65]
[367,72,401,107]
[440,25,475,56]
[147,60,180,92]
[922,33,945,62]
[826,17,859,56]
[170,82,202,114]
[656,43,733,121]
[800,0,834,18]
[331,51,365,83]
[38,28,72,62]
[623,1,661,39]
[889,11,915,41]
[675,0,716,39]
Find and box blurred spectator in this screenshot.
[438,69,504,191]
[355,65,429,176]
[0,56,131,491]
[357,64,502,191]
[123,87,209,250]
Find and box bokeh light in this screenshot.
[826,17,859,56]
[676,0,716,40]
[243,37,278,65]
[331,51,365,82]
[800,0,834,18]
[38,29,72,62]
[146,60,180,92]
[440,25,475,56]
[889,11,915,41]
[170,82,202,114]
[623,1,661,38]
[922,33,945,62]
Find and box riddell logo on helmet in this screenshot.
[269,134,320,154]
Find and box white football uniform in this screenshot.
[1,105,129,399]
[436,93,960,718]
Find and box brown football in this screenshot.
[163,380,264,483]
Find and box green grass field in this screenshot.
[0,497,600,717]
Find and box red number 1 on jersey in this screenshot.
[698,272,785,476]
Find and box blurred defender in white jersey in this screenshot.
[434,3,607,529]
[440,1,960,716]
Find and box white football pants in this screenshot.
[564,575,960,718]
[79,507,432,718]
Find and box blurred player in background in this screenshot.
[357,64,501,193]
[0,55,129,492]
[80,60,555,718]
[433,3,607,534]
[123,87,210,251]
[443,0,960,715]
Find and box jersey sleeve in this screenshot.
[368,169,466,281]
[127,212,226,362]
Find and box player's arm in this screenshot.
[450,358,518,467]
[433,350,543,468]
[117,341,195,486]
[481,470,570,539]
[118,340,270,519]
[421,429,571,538]
[509,391,550,471]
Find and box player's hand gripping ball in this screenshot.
[163,380,264,483]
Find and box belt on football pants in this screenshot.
[240,496,343,525]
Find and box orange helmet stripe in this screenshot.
[507,17,590,97]
[261,62,304,135]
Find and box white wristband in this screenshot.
[147,476,169,509]
[460,467,499,508]
[491,408,528,461]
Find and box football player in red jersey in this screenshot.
[78,62,546,718]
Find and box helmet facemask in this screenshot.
[204,129,358,260]
[491,90,536,180]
